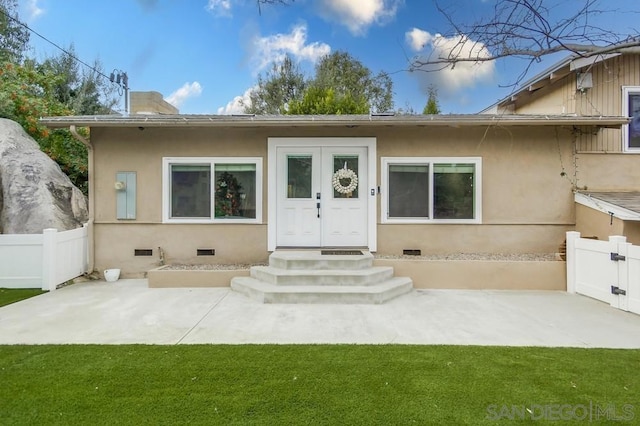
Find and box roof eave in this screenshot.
[39,114,630,129]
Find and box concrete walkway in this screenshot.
[1,279,640,347]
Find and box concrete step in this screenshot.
[268,250,373,270]
[230,276,413,304]
[250,265,394,286]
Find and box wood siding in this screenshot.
[513,55,640,153]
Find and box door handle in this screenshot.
[316,193,321,218]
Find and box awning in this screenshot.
[575,191,640,221]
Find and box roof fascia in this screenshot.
[575,192,640,221]
[39,114,629,129]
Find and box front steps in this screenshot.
[231,251,413,304]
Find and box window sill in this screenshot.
[382,219,482,225]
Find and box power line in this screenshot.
[0,7,116,85]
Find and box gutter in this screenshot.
[40,114,630,129]
[69,125,95,274]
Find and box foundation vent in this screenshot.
[134,249,153,256]
[197,249,215,256]
[403,249,422,256]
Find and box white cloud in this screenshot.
[206,0,232,17]
[217,87,254,115]
[251,24,331,73]
[316,0,401,35]
[26,0,45,21]
[406,28,432,52]
[166,82,203,108]
[405,28,495,97]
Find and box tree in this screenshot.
[287,86,369,115]
[0,60,89,193]
[39,45,119,115]
[411,0,640,82]
[422,85,441,115]
[245,50,393,114]
[0,0,29,63]
[243,55,305,114]
[313,51,393,113]
[1,0,118,194]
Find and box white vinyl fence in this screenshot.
[0,224,88,291]
[566,231,640,315]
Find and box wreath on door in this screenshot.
[332,167,358,194]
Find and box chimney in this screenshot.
[129,91,179,115]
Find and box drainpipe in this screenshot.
[70,125,95,274]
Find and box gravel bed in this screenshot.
[161,263,267,271]
[375,253,559,261]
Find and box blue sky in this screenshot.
[18,0,640,115]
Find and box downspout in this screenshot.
[70,125,95,274]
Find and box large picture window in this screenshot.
[163,157,262,223]
[382,157,481,224]
[623,86,640,152]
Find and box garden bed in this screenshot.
[147,253,565,290]
[373,253,565,290]
[147,264,264,288]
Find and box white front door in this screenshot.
[274,145,370,248]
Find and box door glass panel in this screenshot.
[287,155,313,198]
[332,155,359,198]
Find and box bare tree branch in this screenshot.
[411,0,640,70]
[256,0,293,14]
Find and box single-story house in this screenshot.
[39,47,640,292]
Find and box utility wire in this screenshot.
[0,8,115,84]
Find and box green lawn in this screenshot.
[0,345,638,424]
[0,288,46,307]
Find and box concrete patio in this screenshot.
[1,279,640,347]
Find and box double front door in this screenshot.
[276,146,368,247]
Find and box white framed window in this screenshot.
[381,157,482,224]
[162,157,262,224]
[623,86,640,152]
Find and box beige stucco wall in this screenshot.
[575,203,625,240]
[90,125,576,277]
[574,154,640,191]
[576,203,640,246]
[624,221,640,246]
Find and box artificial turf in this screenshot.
[0,288,46,308]
[0,345,638,424]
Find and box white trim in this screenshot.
[381,157,482,224]
[267,138,377,252]
[575,192,640,221]
[622,86,640,153]
[162,157,263,224]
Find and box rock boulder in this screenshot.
[0,118,88,234]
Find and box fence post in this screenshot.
[82,223,89,274]
[41,228,58,291]
[565,231,581,294]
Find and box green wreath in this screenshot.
[215,172,243,217]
